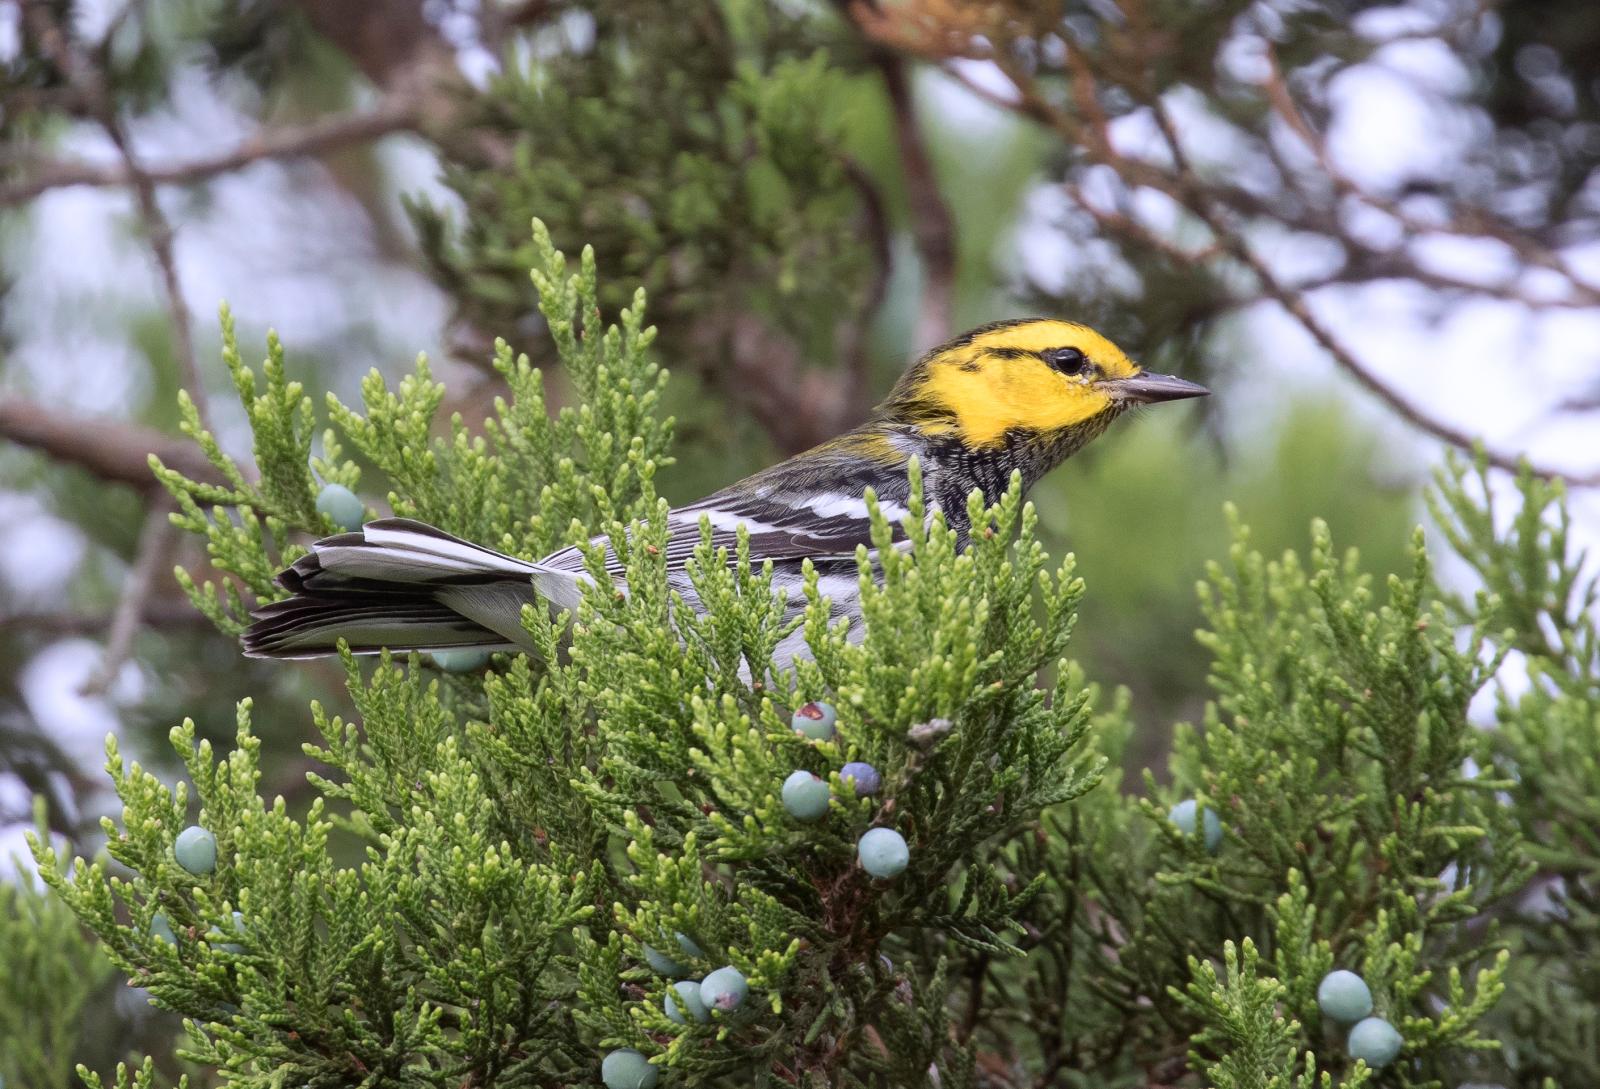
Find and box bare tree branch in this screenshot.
[8,7,259,701]
[679,160,894,456]
[0,99,421,207]
[81,504,176,696]
[852,5,1600,488]
[108,127,211,423]
[0,397,225,488]
[1252,43,1600,308]
[1141,99,1600,487]
[2,600,215,634]
[19,2,225,694]
[291,0,459,95]
[874,49,957,352]
[19,2,203,418]
[1211,226,1600,487]
[840,158,895,412]
[700,313,857,455]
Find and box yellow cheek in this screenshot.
[925,363,1112,447]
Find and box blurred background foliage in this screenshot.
[1,0,1597,1082]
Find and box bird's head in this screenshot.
[879,318,1208,449]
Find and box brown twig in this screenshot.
[19,1,228,688]
[0,397,225,488]
[913,8,1600,488]
[874,49,957,351]
[0,98,422,207]
[104,119,210,420]
[1143,98,1600,487]
[840,158,895,409]
[81,504,176,695]
[1254,42,1600,308]
[477,0,555,50]
[1,600,215,634]
[92,134,200,683]
[1229,231,1599,485]
[684,160,892,455]
[706,312,858,454]
[940,19,1600,320]
[959,949,992,1041]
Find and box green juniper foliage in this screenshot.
[983,502,1526,1088]
[14,234,1598,1088]
[1429,457,1600,1087]
[1174,937,1368,1089]
[149,220,670,639]
[0,803,116,1089]
[409,0,868,369]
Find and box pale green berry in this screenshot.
[314,483,365,532]
[781,770,830,822]
[208,911,247,954]
[149,912,176,945]
[858,827,909,878]
[642,944,686,977]
[600,1048,658,1089]
[427,648,491,673]
[1347,1016,1402,1068]
[174,825,217,875]
[699,966,748,1014]
[791,701,837,740]
[642,933,701,977]
[1168,798,1223,853]
[1317,970,1373,1023]
[665,979,709,1024]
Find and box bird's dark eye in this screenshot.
[1045,347,1089,376]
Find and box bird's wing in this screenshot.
[537,488,912,579]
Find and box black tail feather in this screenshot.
[241,518,543,659]
[242,589,509,659]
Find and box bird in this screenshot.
[242,318,1207,668]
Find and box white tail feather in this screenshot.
[360,522,539,576]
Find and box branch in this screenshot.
[1,600,215,634]
[840,158,895,410]
[291,0,458,94]
[20,2,241,693]
[1239,243,1599,486]
[0,98,421,207]
[1254,43,1600,308]
[82,504,176,696]
[874,50,957,352]
[931,21,1600,320]
[1144,101,1600,487]
[0,397,224,488]
[684,164,890,455]
[911,15,1600,488]
[700,312,857,455]
[20,0,210,424]
[102,115,211,421]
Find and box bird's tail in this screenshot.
[242,519,547,659]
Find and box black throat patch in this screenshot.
[918,409,1124,546]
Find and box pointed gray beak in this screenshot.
[1112,371,1210,404]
